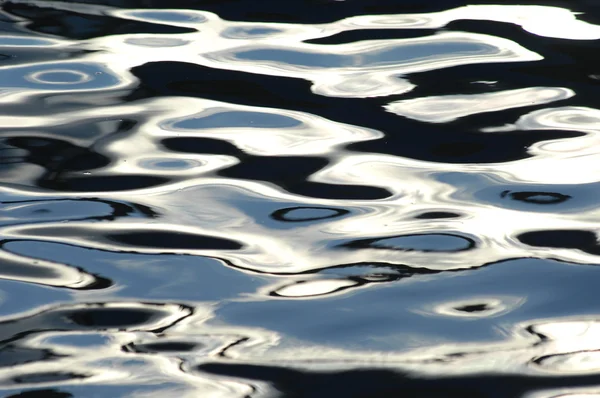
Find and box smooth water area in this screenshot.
[0,0,599,396]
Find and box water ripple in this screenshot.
[0,0,599,396]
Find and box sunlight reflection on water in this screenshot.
[0,0,599,396]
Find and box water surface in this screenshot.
[0,0,600,396]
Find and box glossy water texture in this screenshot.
[1,0,600,396]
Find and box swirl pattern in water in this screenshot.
[0,0,600,396]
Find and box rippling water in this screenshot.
[2,0,600,396]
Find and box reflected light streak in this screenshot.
[386,87,575,123]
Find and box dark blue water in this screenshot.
[0,0,600,396]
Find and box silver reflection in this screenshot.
[386,87,575,123]
[0,1,598,396]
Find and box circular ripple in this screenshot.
[432,297,519,318]
[26,69,92,85]
[415,296,525,319]
[2,62,127,92]
[501,190,571,205]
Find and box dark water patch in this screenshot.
[124,340,201,354]
[518,230,600,255]
[454,303,490,313]
[67,307,157,328]
[6,390,73,398]
[349,127,583,164]
[219,156,329,183]
[130,62,323,112]
[287,181,391,200]
[107,230,243,250]
[12,226,243,251]
[196,363,600,398]
[161,137,240,156]
[6,136,110,173]
[44,0,465,24]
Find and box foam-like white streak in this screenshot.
[386,87,575,123]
